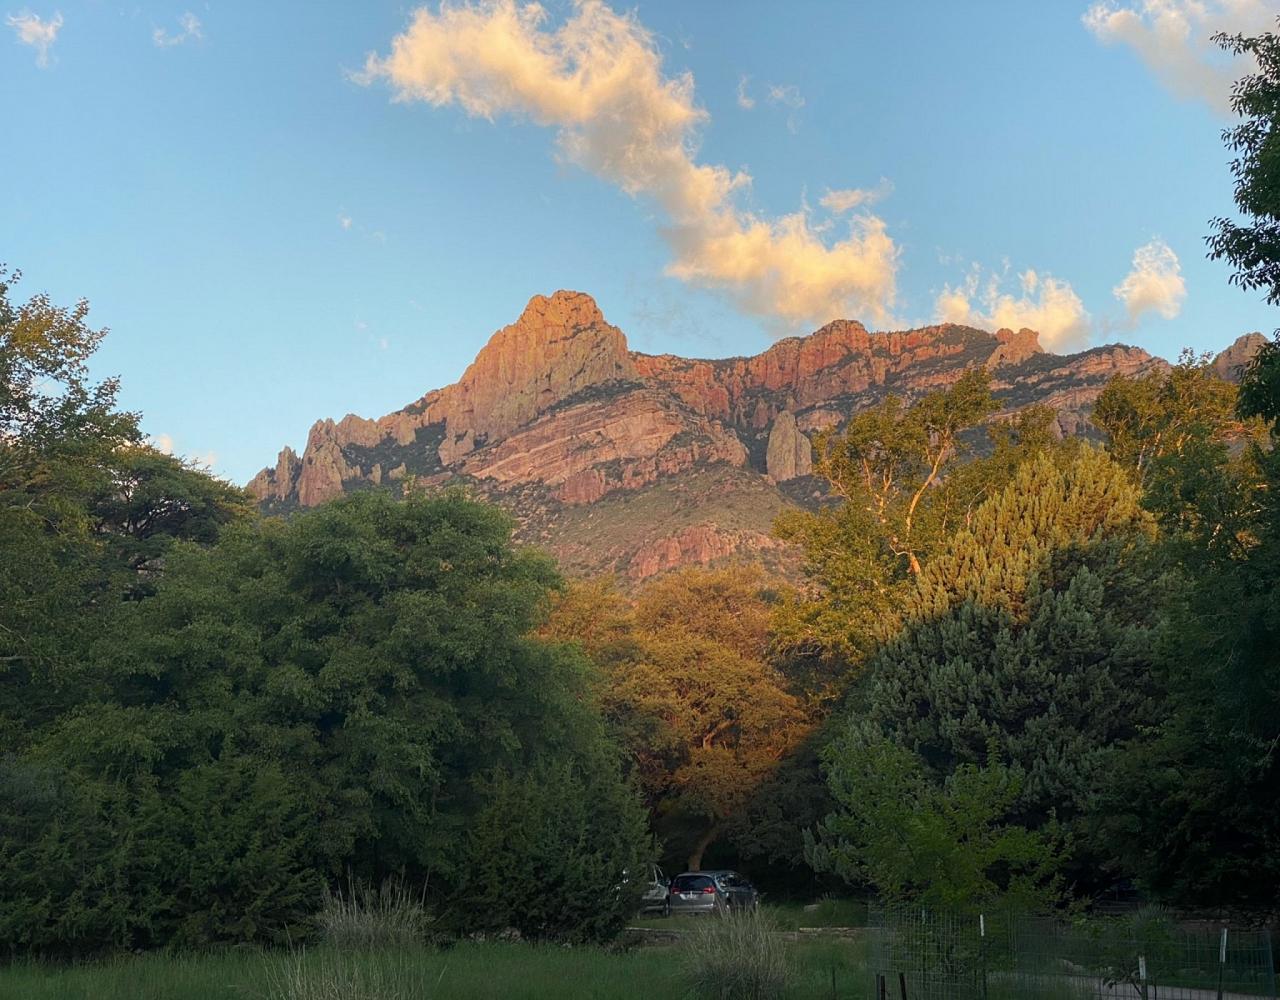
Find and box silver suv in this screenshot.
[668,870,759,916]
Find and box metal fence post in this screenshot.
[979,912,988,1000]
[1218,925,1228,1000]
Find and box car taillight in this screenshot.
[701,885,716,894]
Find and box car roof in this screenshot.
[674,870,739,878]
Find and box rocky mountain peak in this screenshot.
[989,327,1044,367]
[438,290,637,460]
[1213,332,1268,383]
[514,289,608,332]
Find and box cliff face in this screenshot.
[249,290,1175,579]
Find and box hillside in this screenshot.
[248,290,1177,579]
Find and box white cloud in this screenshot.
[1113,238,1186,323]
[820,180,892,215]
[357,0,898,331]
[153,11,202,48]
[736,74,754,110]
[339,213,353,230]
[936,264,1092,352]
[1082,0,1273,112]
[766,83,804,109]
[7,9,62,67]
[149,434,216,469]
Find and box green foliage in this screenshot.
[3,488,651,953]
[1206,19,1280,307]
[1100,337,1280,906]
[815,450,1165,900]
[774,370,1020,666]
[810,734,1059,909]
[0,271,250,754]
[1094,353,1261,563]
[872,451,1162,832]
[460,754,652,943]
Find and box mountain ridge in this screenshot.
[249,290,1253,580]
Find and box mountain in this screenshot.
[249,290,1180,580]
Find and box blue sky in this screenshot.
[4,1,1277,482]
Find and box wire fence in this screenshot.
[867,904,1276,1000]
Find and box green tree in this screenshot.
[823,450,1166,892]
[809,733,1059,908]
[3,489,651,952]
[1094,353,1262,563]
[774,369,1004,665]
[1102,339,1280,905]
[0,271,248,752]
[1207,18,1280,306]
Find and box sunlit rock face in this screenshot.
[249,289,1170,579]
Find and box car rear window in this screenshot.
[672,875,713,891]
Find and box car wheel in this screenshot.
[663,900,671,918]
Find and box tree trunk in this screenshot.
[688,824,721,872]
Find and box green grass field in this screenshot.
[0,937,868,1000]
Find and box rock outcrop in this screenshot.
[249,289,1185,578]
[765,411,813,482]
[1213,332,1268,383]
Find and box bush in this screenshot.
[683,908,790,1000]
[315,878,435,950]
[459,754,654,942]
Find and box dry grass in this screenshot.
[314,878,435,950]
[683,908,791,1000]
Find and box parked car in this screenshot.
[702,870,760,912]
[668,869,759,916]
[639,864,670,916]
[668,872,727,916]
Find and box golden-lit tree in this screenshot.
[547,567,809,871]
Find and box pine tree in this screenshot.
[823,449,1168,893]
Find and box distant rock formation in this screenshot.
[766,411,813,482]
[249,290,1181,579]
[1213,332,1268,383]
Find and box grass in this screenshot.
[632,898,868,932]
[0,937,869,1000]
[314,878,435,950]
[683,909,790,999]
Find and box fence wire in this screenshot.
[867,904,1276,1000]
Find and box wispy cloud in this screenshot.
[357,0,898,332]
[936,264,1091,352]
[6,9,62,67]
[820,180,893,215]
[1083,0,1273,112]
[1113,238,1185,324]
[736,74,754,110]
[766,83,803,109]
[765,82,804,132]
[338,213,353,230]
[153,11,202,48]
